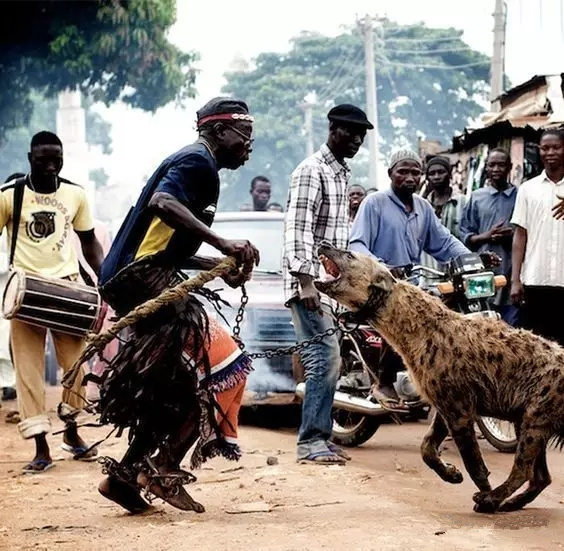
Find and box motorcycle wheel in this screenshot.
[331,409,381,447]
[476,417,517,453]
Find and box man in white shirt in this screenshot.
[511,128,564,345]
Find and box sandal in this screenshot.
[60,443,99,461]
[327,443,351,461]
[371,388,410,413]
[298,450,346,465]
[22,459,55,474]
[5,410,20,424]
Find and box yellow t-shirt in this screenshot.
[0,179,94,278]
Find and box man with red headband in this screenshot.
[95,97,260,515]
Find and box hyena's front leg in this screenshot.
[420,410,463,484]
[444,414,491,492]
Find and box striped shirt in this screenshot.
[511,170,564,287]
[282,143,350,306]
[427,189,466,239]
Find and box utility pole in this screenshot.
[490,0,507,111]
[300,97,315,157]
[56,89,95,215]
[359,15,379,189]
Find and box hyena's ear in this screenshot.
[371,270,395,293]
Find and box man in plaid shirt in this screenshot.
[283,104,373,465]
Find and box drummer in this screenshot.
[0,131,104,473]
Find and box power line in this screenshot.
[384,46,473,55]
[378,58,490,70]
[316,50,364,103]
[383,34,464,44]
[319,68,364,102]
[316,47,364,100]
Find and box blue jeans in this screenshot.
[289,301,341,453]
[498,304,520,327]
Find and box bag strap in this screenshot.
[8,176,27,269]
[78,260,96,287]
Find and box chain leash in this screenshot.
[231,285,353,359]
[232,284,249,346]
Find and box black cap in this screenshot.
[425,155,451,173]
[196,97,250,123]
[327,104,374,129]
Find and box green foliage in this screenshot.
[219,21,491,210]
[0,0,198,141]
[0,91,112,182]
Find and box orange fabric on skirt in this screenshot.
[184,317,252,447]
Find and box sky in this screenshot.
[92,0,564,190]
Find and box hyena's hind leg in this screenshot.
[473,419,550,514]
[498,445,551,512]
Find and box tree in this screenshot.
[219,20,492,209]
[0,91,112,181]
[89,167,110,189]
[0,0,197,142]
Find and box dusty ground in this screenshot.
[0,388,563,551]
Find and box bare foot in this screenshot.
[137,471,205,513]
[98,476,150,514]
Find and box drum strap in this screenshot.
[78,262,96,287]
[9,177,26,269]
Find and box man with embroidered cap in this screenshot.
[349,148,471,409]
[95,96,260,515]
[283,103,373,465]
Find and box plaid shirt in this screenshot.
[283,143,350,306]
[427,189,466,239]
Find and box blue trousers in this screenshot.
[289,301,341,453]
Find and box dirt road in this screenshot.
[0,389,563,551]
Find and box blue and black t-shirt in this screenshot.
[100,143,218,286]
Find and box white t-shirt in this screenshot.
[511,171,564,287]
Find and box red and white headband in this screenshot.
[196,113,255,128]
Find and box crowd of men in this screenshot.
[284,110,564,460]
[1,95,563,513]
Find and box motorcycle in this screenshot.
[295,252,518,453]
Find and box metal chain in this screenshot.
[231,285,341,359]
[232,284,249,345]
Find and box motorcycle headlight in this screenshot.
[462,272,495,299]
